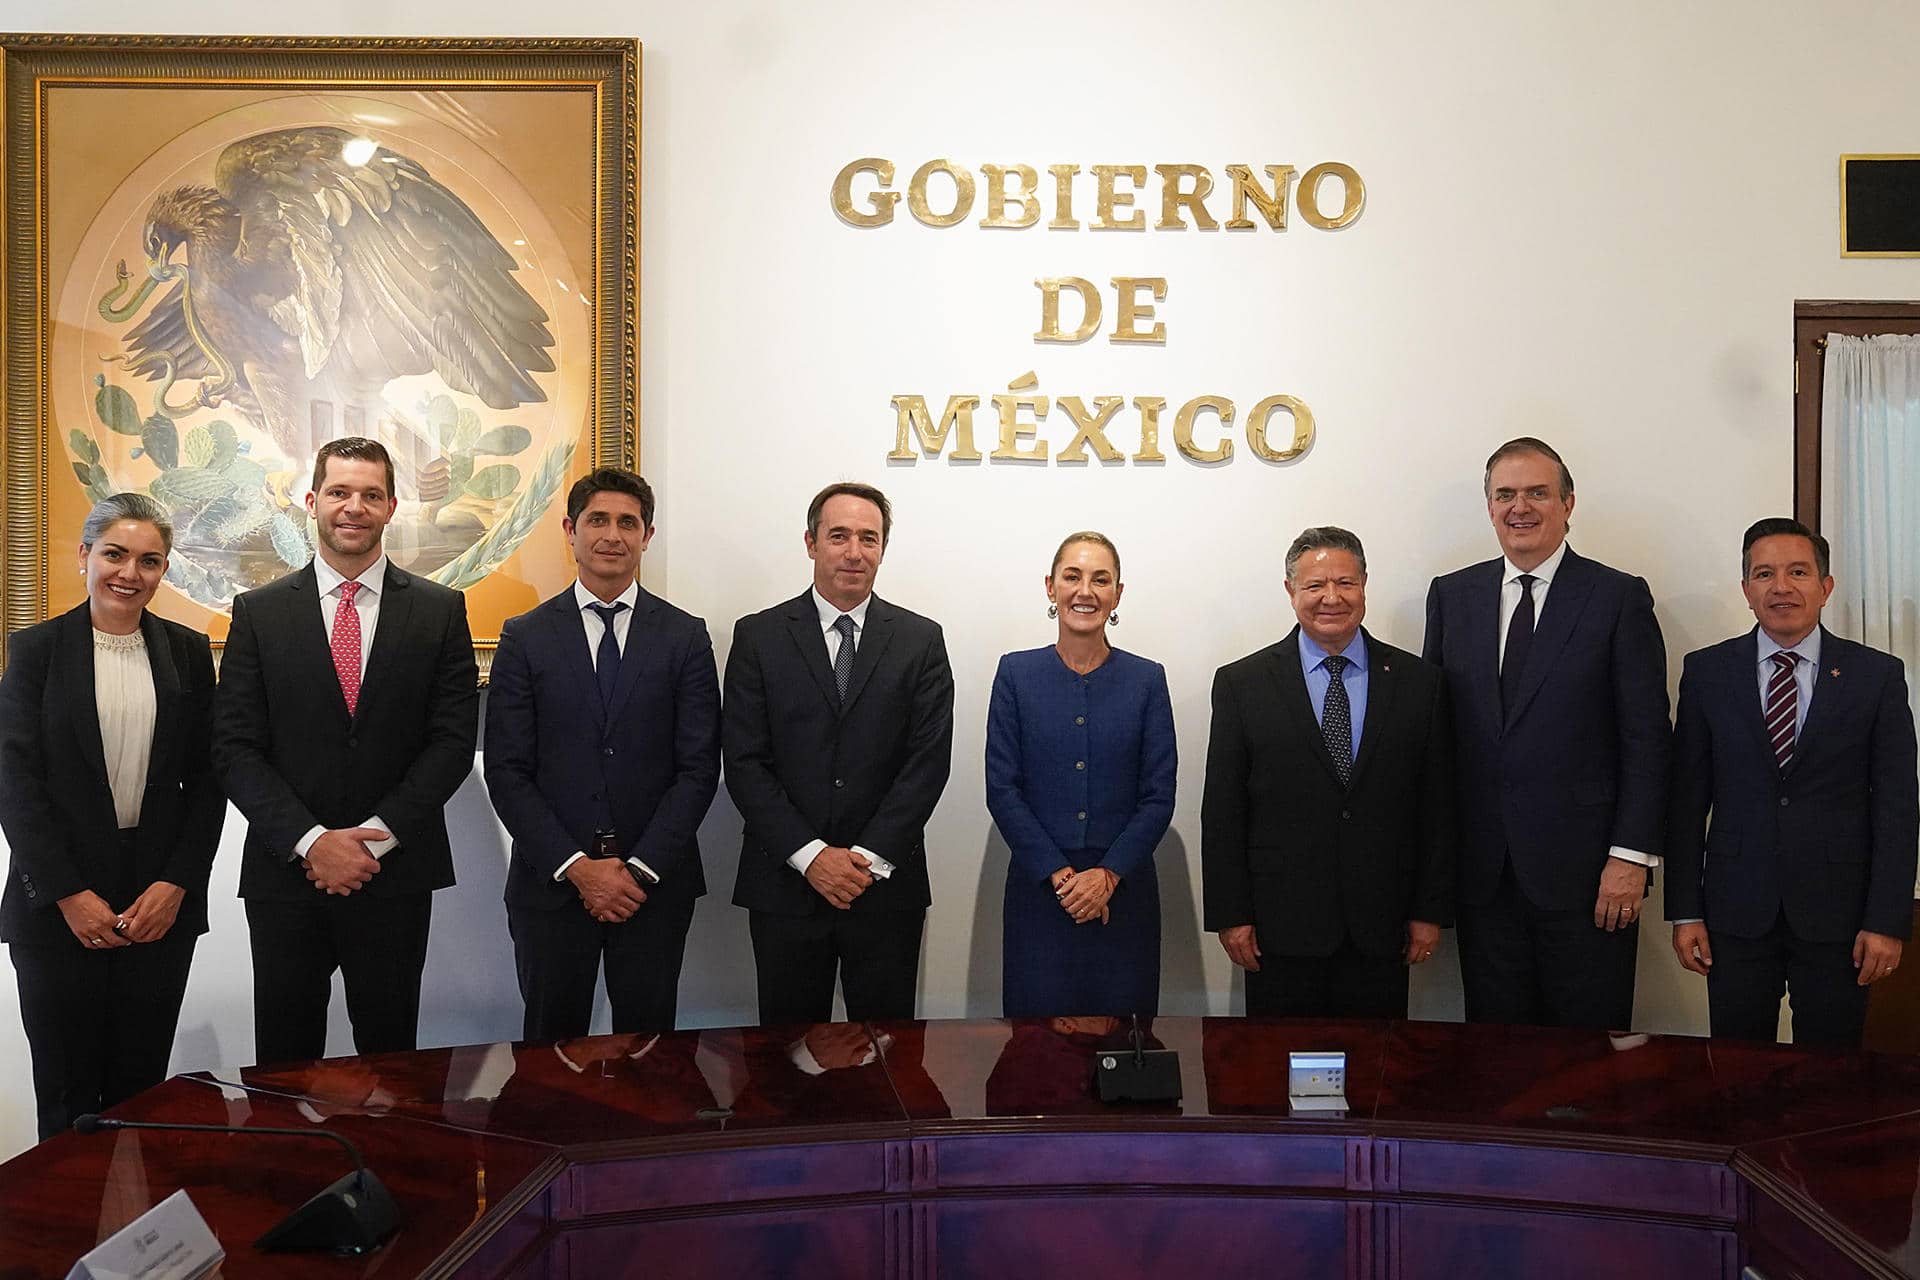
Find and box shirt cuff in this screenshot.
[788,1037,826,1076]
[554,852,587,882]
[362,816,398,860]
[1671,918,1704,925]
[293,825,325,860]
[787,840,827,874]
[1608,846,1660,870]
[626,857,661,885]
[853,845,894,880]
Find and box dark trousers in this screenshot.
[508,894,697,1042]
[1708,910,1872,1048]
[1246,935,1410,1019]
[1458,861,1638,1029]
[749,908,924,1024]
[10,931,197,1141]
[245,892,432,1066]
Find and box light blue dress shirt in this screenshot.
[1755,626,1821,747]
[1299,629,1368,761]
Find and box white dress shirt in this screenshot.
[1498,541,1658,870]
[552,579,661,886]
[786,588,895,881]
[295,555,397,860]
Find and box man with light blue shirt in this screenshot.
[1203,527,1455,1018]
[1666,518,1918,1046]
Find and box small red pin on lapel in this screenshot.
[1382,663,1391,672]
[1830,667,1841,678]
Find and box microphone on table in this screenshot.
[71,1113,401,1254]
[1092,1014,1182,1104]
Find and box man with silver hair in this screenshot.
[1203,526,1456,1018]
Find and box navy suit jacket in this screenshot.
[1666,627,1918,943]
[0,604,225,943]
[1203,627,1456,958]
[1423,546,1670,911]
[725,590,954,917]
[484,585,721,909]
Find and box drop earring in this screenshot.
[1107,612,1119,627]
[1046,603,1058,619]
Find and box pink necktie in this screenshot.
[332,580,363,716]
[1765,651,1797,770]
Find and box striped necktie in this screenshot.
[1765,651,1798,771]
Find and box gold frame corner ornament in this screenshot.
[0,33,641,672]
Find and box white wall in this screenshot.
[6,0,1920,1160]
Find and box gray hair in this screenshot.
[1284,526,1367,580]
[1483,436,1574,500]
[81,492,173,554]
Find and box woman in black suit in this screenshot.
[0,493,224,1139]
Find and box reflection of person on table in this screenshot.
[0,494,225,1140]
[984,1016,1169,1114]
[987,532,1176,1018]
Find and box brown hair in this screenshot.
[311,436,396,497]
[567,467,656,527]
[806,481,892,545]
[1050,530,1121,580]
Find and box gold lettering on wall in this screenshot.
[907,159,976,227]
[1090,165,1149,230]
[979,164,1041,229]
[1297,162,1365,230]
[1110,277,1167,345]
[1033,278,1103,344]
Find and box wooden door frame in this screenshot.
[1792,300,1920,530]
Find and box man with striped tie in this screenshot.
[1666,517,1919,1046]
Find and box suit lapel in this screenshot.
[542,589,606,734]
[1504,547,1594,731]
[288,564,350,724]
[1349,629,1396,785]
[1269,628,1347,789]
[354,562,413,724]
[1467,560,1506,734]
[607,588,663,722]
[139,611,182,789]
[840,597,896,715]
[1788,626,1846,777]
[1733,630,1778,765]
[783,592,841,712]
[59,605,111,787]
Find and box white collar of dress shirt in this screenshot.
[1502,538,1570,587]
[811,585,871,632]
[574,578,640,613]
[1756,623,1822,668]
[1298,626,1368,673]
[315,553,388,599]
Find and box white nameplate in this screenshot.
[66,1188,223,1280]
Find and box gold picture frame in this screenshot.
[0,34,640,673]
[1839,153,1920,258]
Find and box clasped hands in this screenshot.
[567,855,648,923]
[1050,866,1116,925]
[806,846,877,910]
[58,881,185,948]
[303,826,390,895]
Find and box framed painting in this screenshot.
[0,34,639,675]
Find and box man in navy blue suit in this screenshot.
[484,468,721,1040]
[1424,438,1671,1029]
[1666,518,1917,1046]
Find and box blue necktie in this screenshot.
[589,602,628,707]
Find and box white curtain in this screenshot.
[1820,332,1920,892]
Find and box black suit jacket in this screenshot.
[724,590,954,916]
[213,560,478,900]
[1666,627,1919,943]
[1201,627,1455,958]
[0,604,225,944]
[1423,546,1671,910]
[484,585,721,910]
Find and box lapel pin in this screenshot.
[1830,668,1841,678]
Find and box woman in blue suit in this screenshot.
[987,532,1176,1018]
[0,494,223,1138]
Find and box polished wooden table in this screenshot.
[2,1017,1918,1278]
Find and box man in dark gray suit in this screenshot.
[724,482,954,1024]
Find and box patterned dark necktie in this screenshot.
[1765,651,1798,770]
[1322,654,1353,787]
[1501,573,1537,716]
[589,602,628,707]
[833,614,856,704]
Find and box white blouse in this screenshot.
[93,627,155,831]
